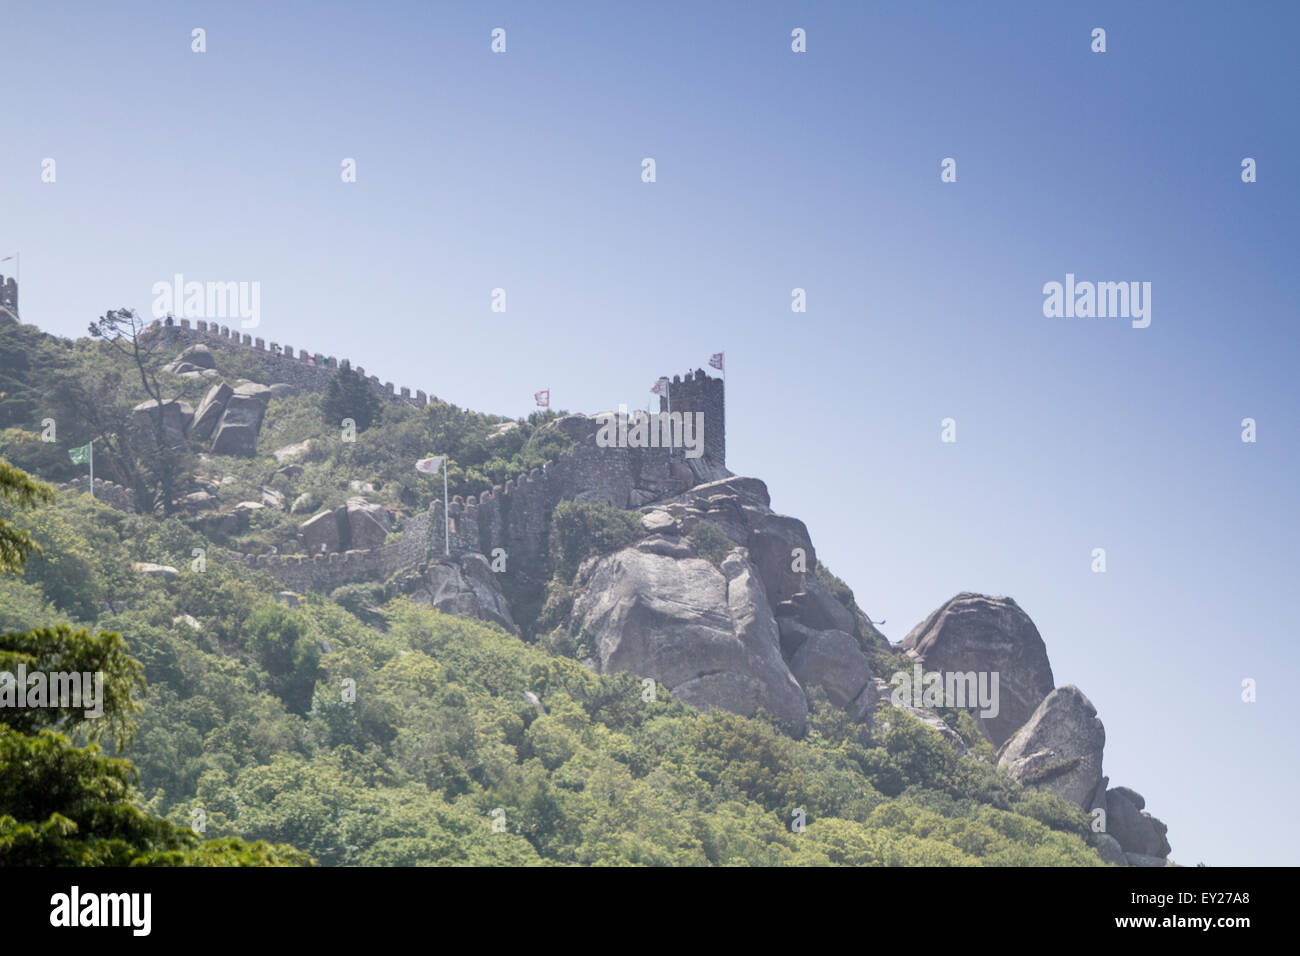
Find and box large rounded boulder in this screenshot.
[901,592,1055,746]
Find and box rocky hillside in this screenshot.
[0,309,1174,866]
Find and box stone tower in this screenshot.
[0,275,16,320]
[659,368,725,467]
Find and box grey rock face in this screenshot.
[557,473,884,728]
[345,497,391,550]
[402,553,517,633]
[636,534,696,559]
[1094,833,1128,866]
[1110,786,1145,811]
[297,499,390,553]
[210,382,271,456]
[299,510,340,554]
[997,685,1105,809]
[787,629,873,710]
[191,381,233,441]
[640,510,676,534]
[1107,787,1172,858]
[567,545,808,731]
[210,421,258,456]
[132,561,180,579]
[273,439,313,463]
[902,592,1055,746]
[177,343,215,369]
[181,490,218,511]
[130,399,193,445]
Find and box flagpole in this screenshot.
[444,461,450,556]
[666,380,672,458]
[88,439,94,499]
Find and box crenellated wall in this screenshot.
[0,274,17,320]
[660,368,725,468]
[215,545,402,593]
[78,318,730,593]
[59,476,138,513]
[147,320,434,407]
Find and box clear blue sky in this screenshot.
[3,1,1297,866]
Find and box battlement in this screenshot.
[95,319,729,592]
[148,319,435,408]
[0,274,17,320]
[660,368,725,468]
[58,476,138,513]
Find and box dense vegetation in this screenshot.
[0,317,1109,866]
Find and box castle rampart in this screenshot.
[43,307,730,594]
[660,368,724,467]
[0,275,16,318]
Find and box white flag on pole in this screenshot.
[415,455,445,474]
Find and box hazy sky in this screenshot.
[3,1,1297,866]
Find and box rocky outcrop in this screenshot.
[129,399,193,446]
[1106,787,1172,859]
[1093,833,1128,866]
[641,476,883,648]
[345,497,391,549]
[190,382,233,441]
[786,627,874,715]
[132,561,179,580]
[557,474,886,732]
[299,510,341,553]
[298,498,392,554]
[997,685,1105,809]
[567,544,808,731]
[902,593,1054,746]
[394,553,517,633]
[273,439,313,463]
[210,382,271,456]
[165,343,215,375]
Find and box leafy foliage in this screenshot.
[548,501,644,584]
[322,363,382,433]
[0,324,1112,867]
[688,520,734,566]
[0,459,54,572]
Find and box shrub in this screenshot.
[548,501,643,584]
[688,520,734,566]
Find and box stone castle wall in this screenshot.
[147,320,438,408]
[59,311,728,594]
[0,275,16,319]
[60,476,138,513]
[660,369,725,467]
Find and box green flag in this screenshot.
[69,443,91,465]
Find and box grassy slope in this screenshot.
[0,321,1105,865]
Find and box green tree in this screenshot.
[0,458,53,572]
[323,362,382,433]
[243,603,321,715]
[0,459,308,866]
[87,309,190,515]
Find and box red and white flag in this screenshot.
[708,352,724,371]
[415,455,444,474]
[534,389,550,408]
[650,379,667,396]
